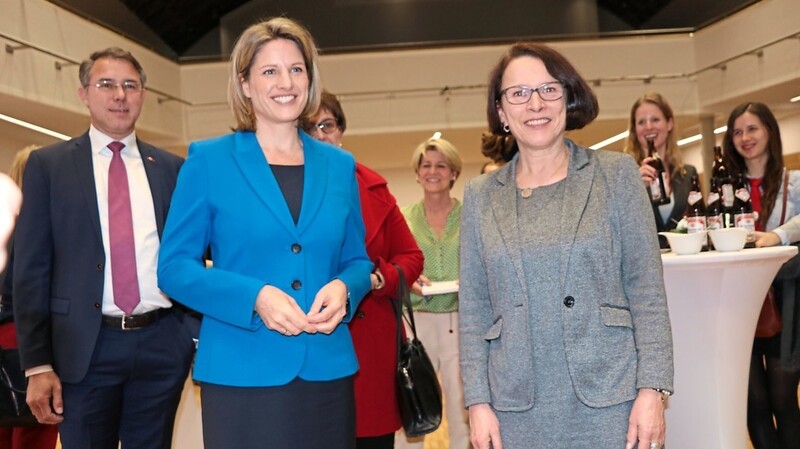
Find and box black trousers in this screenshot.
[201,376,356,449]
[59,312,195,449]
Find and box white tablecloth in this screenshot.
[662,246,798,449]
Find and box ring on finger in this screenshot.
[649,443,660,449]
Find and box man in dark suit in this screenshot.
[13,47,194,449]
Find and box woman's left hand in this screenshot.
[625,389,666,449]
[307,279,349,334]
[754,231,781,247]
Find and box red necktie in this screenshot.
[108,141,140,315]
[748,178,763,232]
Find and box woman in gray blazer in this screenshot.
[459,42,674,449]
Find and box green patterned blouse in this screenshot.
[401,199,461,312]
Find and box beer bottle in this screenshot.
[686,174,706,234]
[706,177,724,231]
[646,139,670,205]
[733,173,756,245]
[712,146,735,227]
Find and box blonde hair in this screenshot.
[622,93,684,176]
[411,138,463,187]
[227,17,321,132]
[9,145,39,188]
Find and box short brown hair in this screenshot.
[300,89,346,133]
[79,47,147,88]
[228,17,321,132]
[486,42,598,143]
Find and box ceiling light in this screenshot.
[677,126,727,147]
[791,95,800,103]
[431,131,441,140]
[589,130,629,150]
[0,113,70,141]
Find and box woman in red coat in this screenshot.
[302,90,424,449]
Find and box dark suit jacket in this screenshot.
[13,132,184,383]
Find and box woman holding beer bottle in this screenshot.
[723,102,800,449]
[623,93,698,234]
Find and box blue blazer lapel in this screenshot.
[490,159,528,306]
[70,134,103,243]
[558,142,594,289]
[296,132,327,235]
[231,131,299,237]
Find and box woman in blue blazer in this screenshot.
[158,18,372,449]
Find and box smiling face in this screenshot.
[496,56,566,153]
[241,38,309,128]
[634,102,674,153]
[306,107,343,146]
[731,111,769,167]
[78,57,145,140]
[416,149,455,194]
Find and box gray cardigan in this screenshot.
[459,140,674,411]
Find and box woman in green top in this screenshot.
[396,137,469,449]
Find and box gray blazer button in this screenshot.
[291,280,302,290]
[563,296,575,308]
[93,302,101,309]
[96,263,103,270]
[291,243,302,254]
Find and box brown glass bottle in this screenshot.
[733,173,756,246]
[646,139,670,205]
[706,177,724,231]
[712,146,734,227]
[685,174,706,234]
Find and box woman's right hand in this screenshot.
[469,403,503,449]
[254,285,316,336]
[410,274,431,297]
[639,157,657,185]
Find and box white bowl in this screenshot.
[708,228,748,252]
[659,231,707,255]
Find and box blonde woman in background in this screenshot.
[0,145,58,449]
[623,93,697,236]
[396,138,470,449]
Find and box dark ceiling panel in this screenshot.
[46,0,761,60]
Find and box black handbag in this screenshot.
[0,346,38,427]
[393,265,442,437]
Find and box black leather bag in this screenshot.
[393,265,442,437]
[0,346,38,427]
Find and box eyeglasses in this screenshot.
[499,82,565,105]
[90,80,143,93]
[305,119,340,135]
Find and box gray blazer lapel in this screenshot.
[231,132,298,237]
[70,134,103,243]
[558,142,594,289]
[490,159,528,303]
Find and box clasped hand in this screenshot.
[254,279,349,336]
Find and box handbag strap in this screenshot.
[393,265,419,352]
[779,168,789,226]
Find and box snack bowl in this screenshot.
[708,227,748,252]
[658,231,707,255]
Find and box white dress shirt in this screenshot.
[88,126,171,316]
